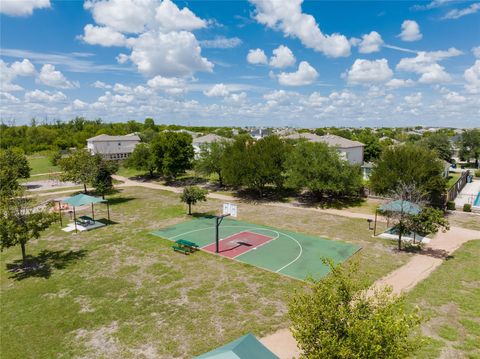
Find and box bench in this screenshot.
[172,245,190,255]
[176,239,199,251]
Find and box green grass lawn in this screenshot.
[0,186,412,358]
[446,172,461,188]
[408,240,480,359]
[28,156,60,176]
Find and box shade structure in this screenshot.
[378,200,421,215]
[195,333,279,359]
[62,193,106,207]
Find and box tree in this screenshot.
[0,189,57,262]
[59,149,95,193]
[354,130,382,162]
[180,186,207,215]
[285,141,363,200]
[0,148,31,198]
[151,131,194,179]
[221,135,289,196]
[406,207,449,244]
[289,260,422,359]
[419,133,453,162]
[195,141,228,186]
[91,156,119,199]
[369,144,446,205]
[459,129,480,167]
[125,143,156,177]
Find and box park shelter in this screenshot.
[61,194,110,233]
[373,199,421,236]
[195,333,279,359]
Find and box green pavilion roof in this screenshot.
[62,193,106,207]
[195,333,278,359]
[379,200,421,215]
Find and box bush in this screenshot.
[463,203,472,212]
[50,151,62,166]
[475,169,480,178]
[446,201,456,210]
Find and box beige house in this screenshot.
[192,134,232,157]
[87,134,140,160]
[284,133,365,165]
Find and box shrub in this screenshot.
[463,203,472,212]
[475,169,480,178]
[50,151,62,166]
[446,201,456,210]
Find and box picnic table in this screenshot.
[77,215,95,226]
[172,239,199,255]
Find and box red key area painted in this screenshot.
[202,231,273,258]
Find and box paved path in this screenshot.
[260,226,480,358]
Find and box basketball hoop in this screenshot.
[215,203,238,253]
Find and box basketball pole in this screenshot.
[215,214,230,253]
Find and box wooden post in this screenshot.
[59,202,63,227]
[73,206,77,233]
[373,210,377,236]
[91,203,95,220]
[106,203,110,224]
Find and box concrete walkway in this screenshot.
[260,226,480,358]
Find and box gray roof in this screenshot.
[87,134,140,142]
[193,133,232,145]
[285,133,364,148]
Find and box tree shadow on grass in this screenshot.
[234,187,297,203]
[191,212,216,219]
[164,176,209,187]
[6,249,87,281]
[107,197,135,206]
[296,192,366,210]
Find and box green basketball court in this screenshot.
[152,217,361,281]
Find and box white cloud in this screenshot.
[25,89,67,103]
[358,31,384,53]
[225,92,247,104]
[277,61,318,86]
[404,92,422,106]
[0,0,50,16]
[147,75,185,89]
[203,83,230,97]
[443,91,466,103]
[249,0,351,57]
[0,59,36,92]
[72,99,89,109]
[0,92,20,103]
[386,78,415,88]
[396,48,462,84]
[200,37,242,49]
[127,30,213,77]
[80,24,127,47]
[92,81,112,89]
[154,0,206,31]
[84,0,156,34]
[269,45,296,68]
[247,48,268,65]
[398,20,423,42]
[345,59,393,84]
[38,64,76,89]
[442,3,480,20]
[473,46,480,59]
[464,60,480,93]
[304,91,329,106]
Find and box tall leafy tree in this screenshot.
[151,132,194,179]
[125,143,156,177]
[221,135,288,195]
[180,186,208,215]
[195,141,228,185]
[285,141,363,199]
[369,144,447,205]
[289,260,422,358]
[91,156,119,199]
[0,148,31,198]
[59,149,96,193]
[354,130,383,162]
[420,133,453,162]
[0,189,57,262]
[459,129,480,167]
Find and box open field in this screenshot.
[28,156,59,176]
[0,186,411,358]
[408,240,480,359]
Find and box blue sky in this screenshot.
[1,0,479,127]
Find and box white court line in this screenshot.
[156,225,303,273]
